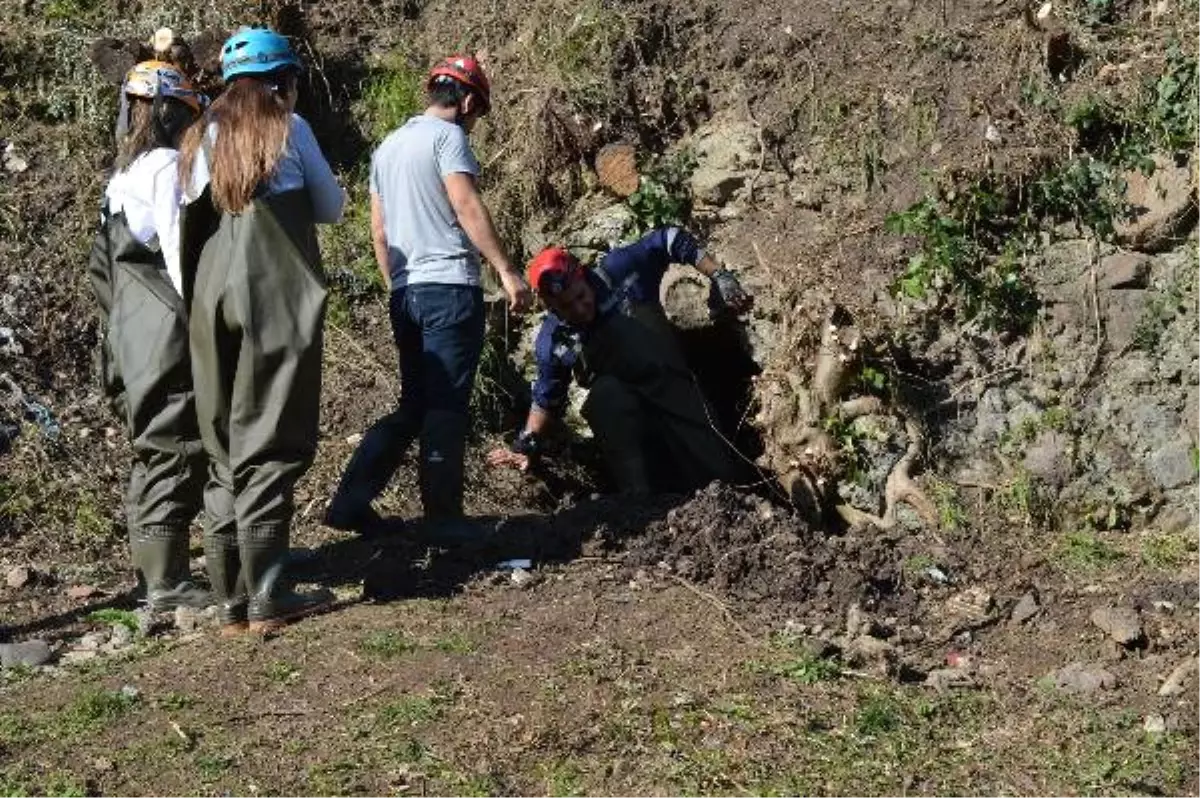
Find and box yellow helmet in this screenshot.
[123,60,206,113]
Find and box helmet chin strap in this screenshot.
[151,91,172,147]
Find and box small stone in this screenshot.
[1090,606,1145,646]
[925,668,976,691]
[174,605,201,633]
[119,685,140,701]
[6,565,34,589]
[594,143,640,198]
[1143,714,1167,734]
[1011,591,1041,623]
[510,568,536,588]
[109,623,134,648]
[1051,662,1118,694]
[984,124,1002,144]
[1158,656,1198,697]
[345,433,362,445]
[1036,0,1053,18]
[846,635,896,674]
[67,585,101,600]
[61,650,99,665]
[0,639,53,668]
[846,603,867,637]
[78,631,108,651]
[947,587,994,621]
[91,757,114,773]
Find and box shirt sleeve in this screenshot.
[595,227,696,290]
[530,322,572,415]
[150,153,184,295]
[435,125,481,178]
[291,115,345,223]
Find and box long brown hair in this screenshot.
[178,75,293,213]
[116,96,196,171]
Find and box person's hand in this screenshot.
[711,268,753,314]
[487,447,530,472]
[499,269,534,314]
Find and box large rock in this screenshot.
[594,143,640,198]
[562,203,635,251]
[688,115,760,206]
[1145,439,1196,490]
[1023,430,1073,487]
[1114,155,1197,252]
[0,639,53,668]
[1098,252,1152,289]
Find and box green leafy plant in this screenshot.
[87,608,139,633]
[627,150,696,232]
[359,630,418,659]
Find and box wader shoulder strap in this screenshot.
[179,133,220,311]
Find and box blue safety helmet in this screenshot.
[220,27,301,81]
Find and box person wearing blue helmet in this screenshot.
[177,26,345,635]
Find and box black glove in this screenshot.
[510,428,542,458]
[711,268,752,313]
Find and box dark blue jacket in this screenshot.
[530,227,703,414]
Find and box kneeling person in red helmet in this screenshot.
[488,228,752,495]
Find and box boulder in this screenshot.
[1098,252,1151,289]
[1089,606,1144,646]
[1114,155,1197,252]
[594,143,640,198]
[1050,661,1118,693]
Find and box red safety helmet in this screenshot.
[527,247,582,297]
[428,55,491,115]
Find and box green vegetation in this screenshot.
[360,630,418,659]
[928,478,967,531]
[57,689,138,736]
[264,661,301,685]
[627,150,696,232]
[359,58,426,143]
[1140,531,1196,569]
[87,608,139,633]
[1055,530,1126,572]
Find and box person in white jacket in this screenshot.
[86,60,210,612]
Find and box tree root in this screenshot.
[835,420,938,530]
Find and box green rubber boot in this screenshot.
[132,525,211,612]
[241,525,334,634]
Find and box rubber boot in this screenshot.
[606,453,652,496]
[241,525,334,634]
[417,410,485,545]
[132,525,211,612]
[204,524,248,636]
[326,411,420,534]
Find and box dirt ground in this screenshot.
[1,0,1198,794]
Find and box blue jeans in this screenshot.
[392,284,486,417]
[327,284,484,522]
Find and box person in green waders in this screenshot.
[87,61,211,611]
[487,230,754,495]
[178,27,345,635]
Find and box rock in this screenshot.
[60,650,99,665]
[594,143,640,197]
[1145,440,1196,490]
[1011,591,1041,623]
[2,143,28,174]
[845,603,867,637]
[1101,289,1150,352]
[1023,431,1073,487]
[77,631,109,652]
[845,635,896,674]
[1114,155,1197,252]
[564,203,635,250]
[690,167,745,206]
[946,587,994,622]
[1090,606,1144,646]
[0,639,53,668]
[1098,252,1151,290]
[1158,655,1198,697]
[5,565,34,589]
[1143,714,1167,734]
[174,605,202,633]
[109,623,134,648]
[66,584,101,600]
[510,568,536,588]
[925,668,976,691]
[119,684,140,701]
[1051,662,1118,693]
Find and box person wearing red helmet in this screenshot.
[487,227,752,495]
[326,54,532,541]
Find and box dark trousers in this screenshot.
[329,284,484,520]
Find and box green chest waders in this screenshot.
[85,207,208,611]
[183,188,333,632]
[579,310,743,494]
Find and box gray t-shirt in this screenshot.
[369,114,482,289]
